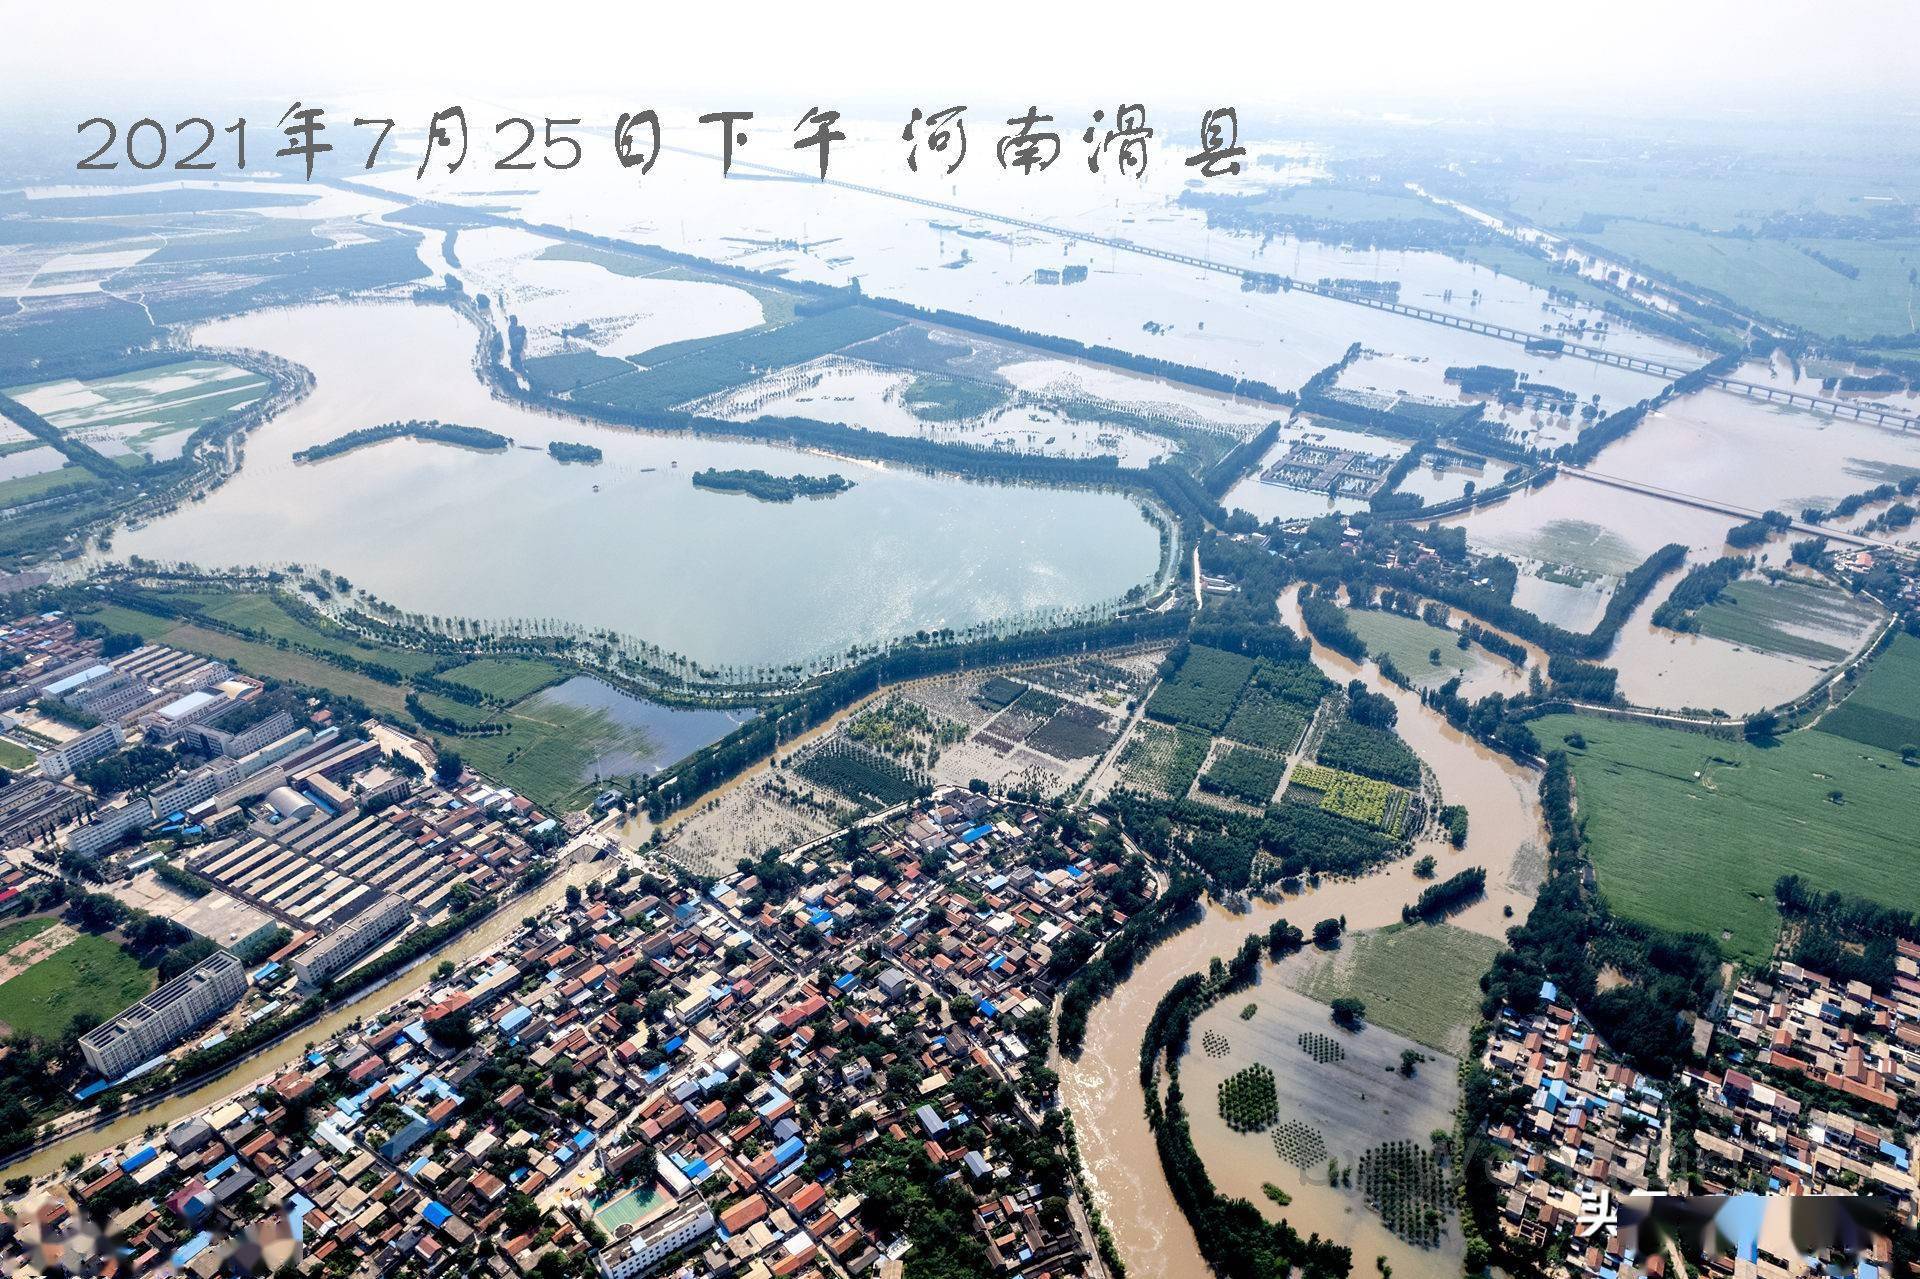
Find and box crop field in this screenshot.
[976,676,1028,709]
[1288,763,1407,831]
[1117,721,1210,797]
[574,307,903,412]
[437,658,569,702]
[1145,645,1255,731]
[1818,632,1920,752]
[1342,608,1483,688]
[792,738,923,808]
[1221,687,1309,753]
[0,932,155,1041]
[1587,220,1920,338]
[6,358,267,455]
[1296,923,1504,1055]
[1026,704,1117,760]
[1199,744,1288,807]
[1533,712,1920,963]
[1691,578,1882,663]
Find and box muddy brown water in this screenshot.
[1057,585,1543,1279]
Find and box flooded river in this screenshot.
[1058,585,1543,1279]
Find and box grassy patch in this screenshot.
[1297,923,1503,1054]
[1536,712,1920,963]
[0,932,154,1040]
[1691,577,1881,664]
[0,738,37,770]
[521,350,635,395]
[1343,608,1482,688]
[71,602,413,718]
[184,591,441,676]
[436,658,568,702]
[902,373,1007,422]
[0,463,104,509]
[447,692,653,811]
[1817,631,1920,753]
[0,917,56,953]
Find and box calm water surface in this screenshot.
[114,303,1164,670]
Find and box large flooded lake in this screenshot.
[112,303,1164,670]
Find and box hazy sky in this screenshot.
[5,0,1917,121]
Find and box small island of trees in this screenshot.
[547,440,603,464]
[690,468,856,502]
[293,419,509,463]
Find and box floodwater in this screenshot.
[1591,382,1920,517]
[111,303,1163,671]
[530,675,756,779]
[1058,585,1542,1279]
[1603,572,1883,715]
[700,356,1174,466]
[1183,979,1465,1279]
[1223,418,1409,524]
[458,226,767,360]
[1442,469,1882,713]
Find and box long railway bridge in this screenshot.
[1712,378,1918,429]
[775,167,1920,431]
[364,163,1920,433]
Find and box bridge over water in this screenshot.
[782,168,1920,432]
[1563,468,1910,554]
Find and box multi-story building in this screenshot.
[63,798,153,857]
[594,1195,716,1279]
[79,950,247,1079]
[291,893,412,987]
[36,722,123,779]
[148,689,233,739]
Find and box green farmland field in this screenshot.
[1817,632,1920,752]
[437,658,569,703]
[1297,923,1504,1055]
[1532,712,1920,964]
[1691,578,1882,664]
[1586,220,1920,339]
[1344,608,1485,688]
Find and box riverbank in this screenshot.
[5,833,614,1180]
[1057,583,1544,1279]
